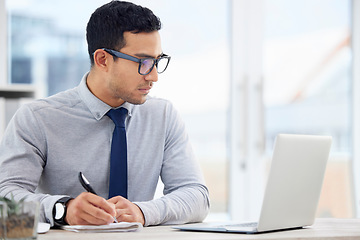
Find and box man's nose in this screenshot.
[144,66,158,82]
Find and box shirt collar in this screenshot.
[77,72,134,120]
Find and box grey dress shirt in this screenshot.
[0,73,210,226]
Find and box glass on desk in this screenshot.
[0,201,6,240]
[0,200,39,240]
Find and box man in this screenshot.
[0,1,209,227]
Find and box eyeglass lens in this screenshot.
[156,58,169,74]
[140,58,169,75]
[140,59,154,75]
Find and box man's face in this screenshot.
[105,31,162,106]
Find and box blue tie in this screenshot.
[106,107,128,199]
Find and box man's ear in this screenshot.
[93,49,110,71]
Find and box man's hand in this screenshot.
[108,196,145,225]
[65,192,117,225]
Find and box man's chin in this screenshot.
[127,96,148,105]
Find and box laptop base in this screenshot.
[173,224,304,234]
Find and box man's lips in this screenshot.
[138,87,151,94]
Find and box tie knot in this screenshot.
[106,107,128,128]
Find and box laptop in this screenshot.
[174,134,332,234]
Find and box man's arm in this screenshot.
[135,184,209,226]
[0,104,63,225]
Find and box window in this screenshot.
[264,0,353,218]
[229,0,356,220]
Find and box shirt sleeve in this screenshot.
[134,102,210,226]
[0,104,67,225]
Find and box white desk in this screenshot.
[38,218,360,240]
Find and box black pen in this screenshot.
[78,172,118,223]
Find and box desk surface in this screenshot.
[38,218,360,240]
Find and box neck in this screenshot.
[86,70,125,107]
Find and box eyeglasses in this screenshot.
[102,48,171,75]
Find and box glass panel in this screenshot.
[139,0,231,215]
[264,0,353,217]
[6,0,99,95]
[6,0,230,216]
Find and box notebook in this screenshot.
[62,222,142,233]
[174,134,332,234]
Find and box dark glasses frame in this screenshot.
[101,48,171,75]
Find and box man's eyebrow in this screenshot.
[135,53,164,58]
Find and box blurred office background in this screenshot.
[0,0,359,220]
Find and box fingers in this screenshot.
[65,192,116,225]
[90,194,117,217]
[108,196,145,225]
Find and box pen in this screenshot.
[78,172,118,223]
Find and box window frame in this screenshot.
[229,0,265,221]
[352,0,360,218]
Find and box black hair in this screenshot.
[86,1,162,66]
